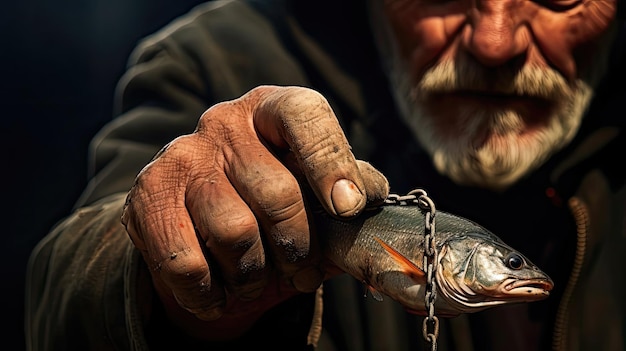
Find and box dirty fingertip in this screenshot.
[356,161,390,206]
[331,179,365,216]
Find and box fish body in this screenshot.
[316,205,553,317]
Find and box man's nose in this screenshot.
[461,0,529,66]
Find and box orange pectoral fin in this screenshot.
[374,237,426,282]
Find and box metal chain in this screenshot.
[384,189,439,351]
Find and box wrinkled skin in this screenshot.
[121,86,389,340]
[374,0,617,189]
[121,0,618,342]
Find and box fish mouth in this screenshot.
[503,278,554,296]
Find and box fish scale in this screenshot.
[314,204,554,317]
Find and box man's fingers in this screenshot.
[224,142,323,293]
[122,139,226,320]
[186,172,270,300]
[193,100,323,293]
[253,86,367,217]
[120,85,389,327]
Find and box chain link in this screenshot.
[384,189,439,351]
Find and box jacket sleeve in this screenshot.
[25,193,321,350]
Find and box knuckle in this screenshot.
[282,91,332,128]
[263,86,332,131]
[197,102,250,136]
[197,104,228,130]
[134,162,169,191]
[131,137,199,198]
[284,86,328,106]
[209,212,260,250]
[254,173,303,219]
[161,254,211,289]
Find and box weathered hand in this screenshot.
[120,85,389,340]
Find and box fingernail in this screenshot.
[331,179,364,216]
[292,267,324,293]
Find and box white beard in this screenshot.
[388,59,595,190]
[365,0,613,190]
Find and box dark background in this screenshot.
[2,0,205,349]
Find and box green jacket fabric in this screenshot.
[26,1,626,350]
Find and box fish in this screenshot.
[315,204,554,317]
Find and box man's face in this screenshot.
[372,0,617,189]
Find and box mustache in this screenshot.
[412,58,572,101]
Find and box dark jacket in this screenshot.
[26,1,626,350]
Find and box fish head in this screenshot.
[436,231,554,314]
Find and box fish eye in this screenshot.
[505,253,525,270]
